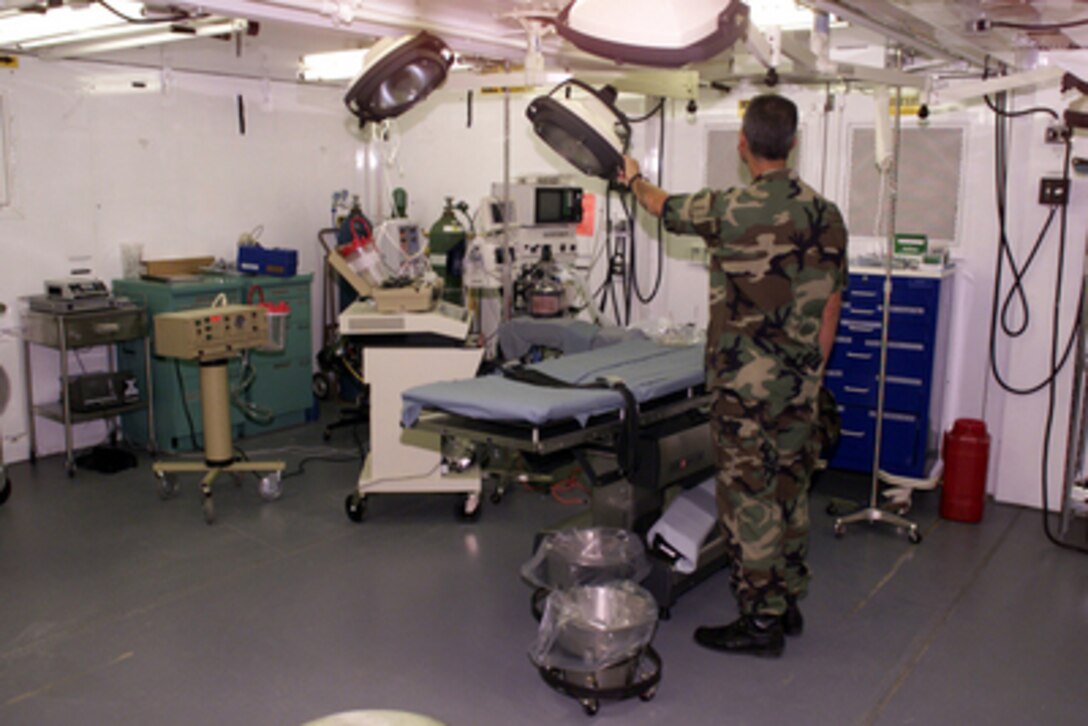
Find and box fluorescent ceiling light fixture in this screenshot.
[525,79,630,179]
[35,18,248,57]
[344,31,453,124]
[555,0,748,68]
[300,48,368,82]
[748,0,829,31]
[0,0,146,48]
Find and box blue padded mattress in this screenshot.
[401,339,705,428]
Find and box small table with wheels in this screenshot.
[21,299,156,476]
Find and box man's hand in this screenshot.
[620,155,642,187]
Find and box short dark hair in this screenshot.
[742,94,798,161]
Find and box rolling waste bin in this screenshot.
[523,528,661,716]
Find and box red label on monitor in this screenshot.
[577,193,595,237]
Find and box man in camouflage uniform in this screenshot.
[622,94,847,657]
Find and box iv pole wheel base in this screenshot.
[345,493,367,523]
[0,476,11,505]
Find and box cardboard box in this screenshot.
[141,256,215,279]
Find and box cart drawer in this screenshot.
[23,307,148,348]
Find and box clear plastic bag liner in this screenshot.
[529,581,659,671]
[521,527,651,590]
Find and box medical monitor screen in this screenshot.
[534,188,583,225]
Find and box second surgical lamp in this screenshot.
[344,30,454,124]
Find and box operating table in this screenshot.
[401,336,731,612]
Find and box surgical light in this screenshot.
[525,79,630,179]
[344,30,453,124]
[554,0,748,68]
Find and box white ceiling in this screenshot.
[3,1,1087,83]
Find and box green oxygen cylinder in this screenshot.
[428,196,467,304]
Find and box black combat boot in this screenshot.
[693,614,785,657]
[782,596,804,636]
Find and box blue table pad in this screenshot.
[401,339,705,428]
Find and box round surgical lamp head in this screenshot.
[555,0,748,67]
[344,31,454,124]
[526,80,630,179]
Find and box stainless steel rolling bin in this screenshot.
[21,302,156,476]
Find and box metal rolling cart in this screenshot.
[21,298,156,476]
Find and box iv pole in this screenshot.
[833,47,923,544]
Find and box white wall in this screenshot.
[0,58,371,461]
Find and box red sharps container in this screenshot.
[940,419,990,523]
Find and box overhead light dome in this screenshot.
[526,80,630,179]
[555,0,748,68]
[344,31,454,123]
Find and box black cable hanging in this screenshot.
[981,68,1088,554]
[593,97,668,327]
[632,99,667,306]
[986,87,1079,396]
[1040,138,1088,556]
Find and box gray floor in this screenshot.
[1,414,1087,726]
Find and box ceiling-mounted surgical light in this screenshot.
[554,0,748,68]
[344,30,454,124]
[526,79,630,179]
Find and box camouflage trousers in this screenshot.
[710,389,819,618]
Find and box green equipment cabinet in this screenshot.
[113,274,314,451]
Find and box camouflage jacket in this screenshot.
[663,169,847,410]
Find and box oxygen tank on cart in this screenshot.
[429,197,468,304]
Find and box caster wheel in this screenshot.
[489,488,503,505]
[322,428,332,442]
[155,472,180,500]
[66,463,76,478]
[639,685,657,702]
[202,497,216,525]
[0,476,11,506]
[458,493,481,521]
[834,522,846,538]
[345,493,366,523]
[581,699,599,716]
[258,472,283,501]
[826,502,838,516]
[908,528,922,545]
[312,372,332,400]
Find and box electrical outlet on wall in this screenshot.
[1039,177,1070,206]
[1045,125,1070,145]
